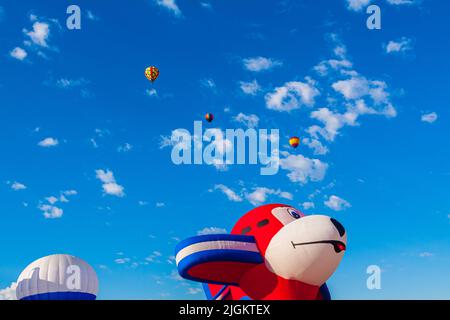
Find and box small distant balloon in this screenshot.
[145,66,159,83]
[289,136,300,148]
[205,113,214,123]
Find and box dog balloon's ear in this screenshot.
[175,234,263,286]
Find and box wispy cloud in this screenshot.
[0,282,17,300]
[197,227,227,235]
[146,88,158,98]
[96,169,125,197]
[232,113,260,128]
[9,181,27,191]
[279,153,328,184]
[243,56,282,72]
[200,2,212,10]
[239,80,261,95]
[245,187,293,206]
[200,78,217,92]
[24,21,50,47]
[155,0,182,17]
[86,10,99,21]
[38,137,59,147]
[38,190,77,219]
[117,143,133,153]
[384,37,413,55]
[213,184,243,202]
[421,112,437,124]
[55,77,89,89]
[39,204,63,219]
[10,47,28,61]
[345,0,371,11]
[324,195,351,211]
[418,252,433,258]
[265,79,319,112]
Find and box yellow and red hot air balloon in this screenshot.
[205,113,214,123]
[145,66,159,83]
[289,136,300,148]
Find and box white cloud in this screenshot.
[55,78,89,89]
[280,153,328,184]
[146,88,158,97]
[200,2,212,9]
[38,137,59,147]
[385,37,413,54]
[324,195,351,211]
[187,287,203,295]
[117,143,133,152]
[332,77,370,100]
[233,113,259,128]
[197,227,227,235]
[95,169,125,197]
[302,137,329,155]
[39,204,64,219]
[11,182,27,191]
[386,0,416,5]
[200,78,216,92]
[245,187,293,206]
[10,47,28,61]
[213,184,243,202]
[346,0,371,11]
[201,129,233,170]
[239,80,261,95]
[156,202,165,207]
[303,35,398,161]
[0,282,17,300]
[115,257,131,264]
[46,196,58,205]
[159,129,191,149]
[265,80,319,112]
[243,56,282,72]
[421,112,437,124]
[302,202,315,210]
[314,59,353,76]
[37,189,77,219]
[309,108,358,141]
[418,252,433,258]
[63,190,77,196]
[155,0,182,17]
[24,21,50,47]
[86,10,99,21]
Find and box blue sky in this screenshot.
[1,0,450,299]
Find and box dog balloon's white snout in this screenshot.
[264,215,347,286]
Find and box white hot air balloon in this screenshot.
[16,254,99,300]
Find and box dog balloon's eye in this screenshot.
[288,208,301,219]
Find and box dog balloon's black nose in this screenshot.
[330,218,345,237]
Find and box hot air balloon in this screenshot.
[145,66,159,83]
[16,254,99,300]
[205,113,214,123]
[175,204,347,300]
[289,136,300,148]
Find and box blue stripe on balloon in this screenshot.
[20,292,96,300]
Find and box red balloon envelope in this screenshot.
[175,204,347,300]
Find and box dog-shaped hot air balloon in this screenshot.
[175,204,347,300]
